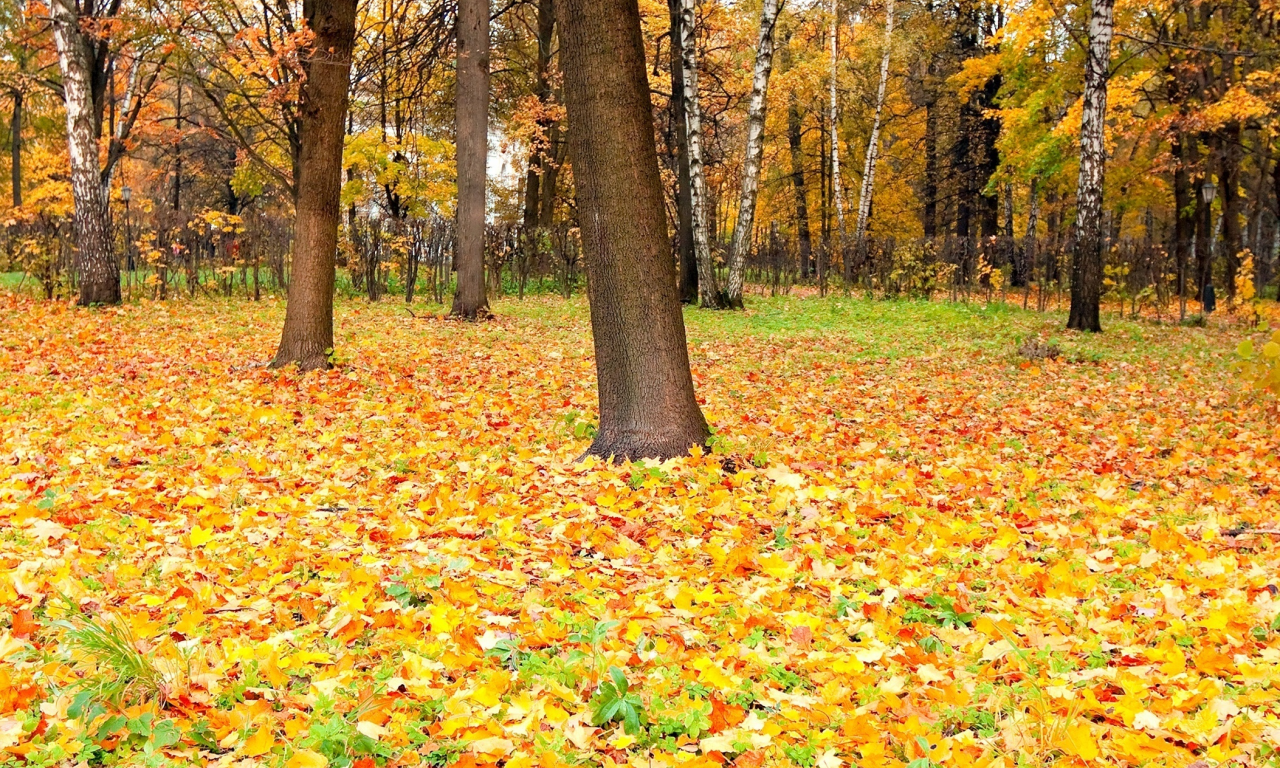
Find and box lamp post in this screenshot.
[121,185,134,275]
[1200,179,1216,314]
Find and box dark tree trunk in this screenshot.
[1067,0,1114,333]
[1195,170,1212,294]
[553,0,710,461]
[976,75,1002,238]
[270,0,358,369]
[668,0,697,303]
[954,101,974,239]
[522,0,555,232]
[10,90,20,207]
[787,99,812,278]
[923,95,937,239]
[451,0,492,320]
[1220,121,1242,298]
[1172,133,1195,297]
[538,121,562,228]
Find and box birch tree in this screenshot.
[679,0,722,309]
[829,0,846,249]
[854,0,894,250]
[725,0,781,309]
[1066,0,1115,333]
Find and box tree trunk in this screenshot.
[522,0,555,233]
[1172,133,1194,298]
[829,0,847,251]
[1066,0,1114,333]
[853,0,894,251]
[787,97,812,278]
[553,0,710,461]
[678,0,723,308]
[451,0,492,319]
[10,90,20,207]
[668,0,698,304]
[50,0,120,306]
[270,0,358,369]
[923,94,937,239]
[1219,120,1242,298]
[724,0,780,309]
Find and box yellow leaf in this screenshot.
[242,726,275,757]
[189,525,214,547]
[286,749,330,768]
[1053,721,1098,761]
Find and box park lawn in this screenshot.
[0,291,1278,768]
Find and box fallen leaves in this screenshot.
[0,294,1278,768]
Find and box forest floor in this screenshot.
[1,292,1278,768]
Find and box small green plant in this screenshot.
[56,608,166,708]
[590,667,646,735]
[903,594,976,629]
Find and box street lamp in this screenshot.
[121,185,134,274]
[1199,179,1217,314]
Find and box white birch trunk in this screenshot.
[854,0,895,248]
[50,0,120,305]
[725,0,781,307]
[829,0,846,246]
[680,0,722,308]
[1067,0,1115,331]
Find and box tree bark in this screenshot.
[1067,0,1114,333]
[270,0,358,369]
[451,0,492,319]
[10,90,20,207]
[678,0,723,308]
[787,97,812,278]
[553,0,710,461]
[522,0,555,233]
[853,0,894,251]
[668,0,698,304]
[724,0,781,309]
[923,93,937,239]
[1219,121,1242,298]
[1172,133,1195,298]
[50,0,120,306]
[829,0,847,251]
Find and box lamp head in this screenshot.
[1200,180,1216,204]
[121,185,132,203]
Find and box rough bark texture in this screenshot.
[678,0,722,308]
[522,0,555,232]
[50,0,120,306]
[1067,0,1114,333]
[553,0,710,462]
[854,0,894,249]
[451,0,492,320]
[668,0,697,304]
[922,93,937,239]
[724,0,780,309]
[271,0,358,369]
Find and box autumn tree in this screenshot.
[271,0,359,369]
[552,0,709,461]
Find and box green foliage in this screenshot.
[55,609,166,709]
[590,667,647,735]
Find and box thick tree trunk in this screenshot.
[724,0,780,309]
[1066,0,1114,333]
[553,0,710,461]
[668,0,698,304]
[787,98,812,278]
[854,0,894,251]
[678,0,723,308]
[451,0,492,319]
[50,0,120,306]
[829,0,846,250]
[1172,133,1195,298]
[975,75,1002,238]
[10,90,20,207]
[270,0,358,369]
